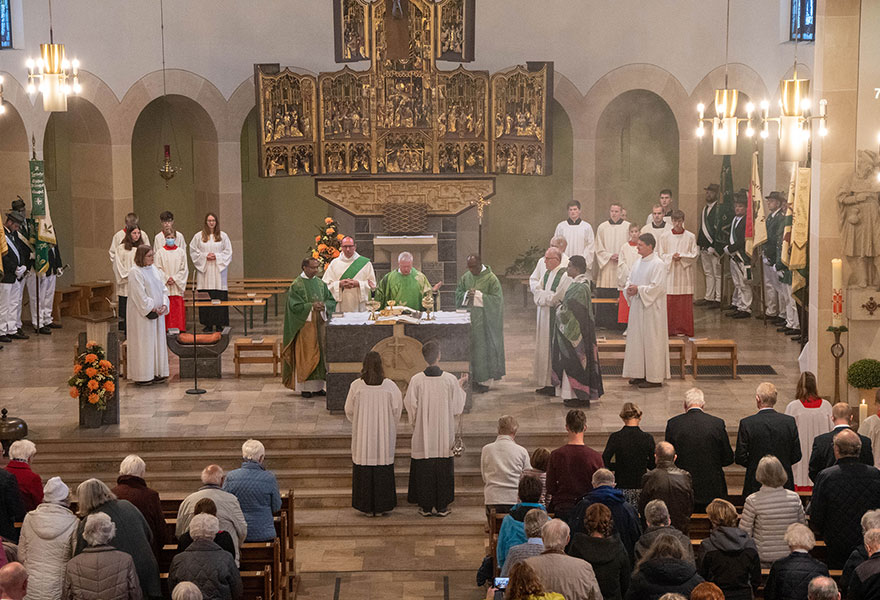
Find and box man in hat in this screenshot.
[724,191,752,319]
[762,192,787,326]
[1,211,29,343]
[14,198,63,335]
[696,183,731,308]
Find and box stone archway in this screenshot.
[0,101,30,202]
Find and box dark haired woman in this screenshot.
[189,212,232,332]
[626,534,703,600]
[344,351,403,516]
[568,502,631,600]
[784,371,831,490]
[112,226,142,333]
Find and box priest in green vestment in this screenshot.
[374,251,441,310]
[282,257,337,398]
[455,255,505,393]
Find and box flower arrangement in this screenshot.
[68,341,117,411]
[309,216,345,270]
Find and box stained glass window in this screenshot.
[0,0,11,49]
[790,0,815,42]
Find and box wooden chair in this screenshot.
[234,337,281,377]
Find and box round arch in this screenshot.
[0,101,31,202]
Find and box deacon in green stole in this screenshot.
[455,255,505,393]
[282,257,337,398]
[374,251,439,310]
[551,255,604,406]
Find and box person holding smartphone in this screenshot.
[485,561,564,600]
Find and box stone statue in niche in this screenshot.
[836,149,880,288]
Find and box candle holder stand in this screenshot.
[827,326,848,404]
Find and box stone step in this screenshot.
[295,507,487,538]
[294,487,486,509]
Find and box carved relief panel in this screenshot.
[332,0,372,63]
[254,65,318,177]
[434,0,475,62]
[491,62,554,175]
[436,66,488,174]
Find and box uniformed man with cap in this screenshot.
[1,210,29,343]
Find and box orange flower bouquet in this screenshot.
[68,341,117,411]
[307,216,345,270]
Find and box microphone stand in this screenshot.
[186,273,206,395]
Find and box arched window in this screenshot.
[0,0,11,48]
[790,0,815,42]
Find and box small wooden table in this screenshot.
[233,336,280,377]
[691,339,738,379]
[669,338,687,380]
[72,281,115,315]
[72,312,116,348]
[194,299,266,335]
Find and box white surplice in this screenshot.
[532,265,572,388]
[623,252,670,383]
[344,378,403,466]
[858,414,880,468]
[595,220,631,288]
[641,221,672,254]
[644,214,673,227]
[658,229,699,295]
[127,265,170,382]
[109,228,149,266]
[616,241,640,290]
[112,246,137,297]
[784,398,833,487]
[404,371,466,459]
[154,246,189,297]
[554,220,595,274]
[322,252,376,313]
[153,231,187,252]
[528,254,569,296]
[189,231,233,290]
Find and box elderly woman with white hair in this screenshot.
[5,440,43,512]
[223,440,281,542]
[18,477,77,600]
[73,479,160,599]
[169,514,242,600]
[171,582,203,600]
[739,455,806,567]
[763,523,830,600]
[64,512,142,600]
[111,455,167,556]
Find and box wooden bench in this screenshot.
[234,337,281,377]
[72,281,115,315]
[53,286,83,322]
[161,568,271,600]
[691,338,738,379]
[598,338,687,378]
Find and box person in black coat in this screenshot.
[735,382,801,497]
[809,429,880,569]
[568,503,630,600]
[602,402,655,505]
[723,193,752,319]
[697,498,762,600]
[808,402,874,483]
[0,469,24,542]
[849,529,880,600]
[664,388,734,511]
[626,533,704,600]
[842,510,880,596]
[567,469,641,564]
[695,183,733,308]
[764,523,830,600]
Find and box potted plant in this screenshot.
[309,216,343,272]
[847,358,880,407]
[68,341,117,429]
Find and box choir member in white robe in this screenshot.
[528,237,568,296]
[641,204,672,247]
[595,204,630,328]
[553,201,595,278]
[322,237,376,313]
[622,233,670,387]
[112,226,143,333]
[658,210,698,337]
[109,213,148,271]
[190,213,233,332]
[532,247,571,396]
[127,246,170,385]
[154,236,189,331]
[404,341,467,516]
[858,391,880,467]
[344,351,403,516]
[784,372,832,488]
[152,210,187,252]
[643,189,674,226]
[616,224,642,328]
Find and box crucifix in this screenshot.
[470,194,491,256]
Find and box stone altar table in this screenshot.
[325,311,471,412]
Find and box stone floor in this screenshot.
[0,298,804,440]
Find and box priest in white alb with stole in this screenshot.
[594,203,630,328]
[553,201,594,277]
[533,247,571,396]
[322,237,376,312]
[658,210,698,337]
[528,236,569,296]
[622,233,670,388]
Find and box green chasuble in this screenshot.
[282,275,337,390]
[455,266,505,382]
[374,268,432,310]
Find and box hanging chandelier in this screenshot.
[757,66,827,163]
[25,0,81,112]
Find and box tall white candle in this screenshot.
[860,399,868,425]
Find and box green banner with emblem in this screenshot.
[29,159,56,274]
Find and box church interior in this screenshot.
[0,1,879,599]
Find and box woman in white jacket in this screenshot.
[18,477,78,600]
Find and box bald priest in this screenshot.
[322,236,376,312]
[375,251,441,310]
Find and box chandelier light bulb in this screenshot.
[697,103,705,113]
[746,127,755,137]
[61,58,70,70]
[819,126,828,137]
[0,104,5,115]
[25,59,35,70]
[73,82,81,94]
[71,59,79,70]
[26,83,36,94]
[801,98,811,112]
[745,102,755,114]
[760,129,769,139]
[696,126,705,138]
[760,100,769,110]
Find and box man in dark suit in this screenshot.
[809,429,880,569]
[724,192,751,319]
[665,388,734,512]
[735,382,802,497]
[762,192,786,326]
[696,183,732,308]
[809,402,874,483]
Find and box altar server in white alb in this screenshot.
[532,247,571,397]
[190,212,233,332]
[404,341,467,517]
[127,245,170,386]
[109,213,147,270]
[554,201,594,277]
[616,223,642,330]
[644,189,674,226]
[642,204,672,242]
[528,236,569,297]
[153,230,189,332]
[622,233,669,388]
[594,203,630,327]
[153,210,187,251]
[322,236,376,312]
[658,210,698,337]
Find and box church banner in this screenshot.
[746,150,767,258]
[29,159,56,274]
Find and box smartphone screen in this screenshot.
[494,577,509,589]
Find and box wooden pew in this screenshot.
[161,568,271,600]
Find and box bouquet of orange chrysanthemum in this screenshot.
[308,216,346,270]
[68,341,117,411]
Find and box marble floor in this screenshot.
[0,297,804,440]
